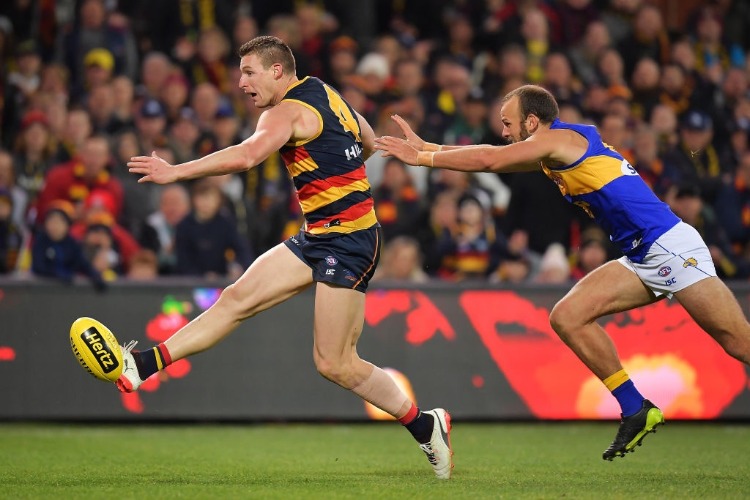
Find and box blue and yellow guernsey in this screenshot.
[542,119,679,262]
[279,77,378,235]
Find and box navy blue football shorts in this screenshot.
[284,225,382,293]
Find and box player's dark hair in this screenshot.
[238,36,296,75]
[502,85,559,124]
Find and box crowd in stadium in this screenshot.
[1,0,750,287]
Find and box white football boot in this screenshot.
[115,341,144,393]
[419,408,453,479]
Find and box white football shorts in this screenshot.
[617,221,716,299]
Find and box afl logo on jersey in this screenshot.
[620,160,638,176]
[658,266,672,277]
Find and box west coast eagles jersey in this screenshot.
[279,77,378,235]
[542,119,679,262]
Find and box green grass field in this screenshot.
[1,422,748,499]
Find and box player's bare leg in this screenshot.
[312,282,452,479]
[675,277,750,365]
[549,261,664,460]
[116,243,313,392]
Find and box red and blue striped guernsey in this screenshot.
[279,76,378,235]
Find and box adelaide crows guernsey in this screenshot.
[279,77,378,235]
[541,119,679,262]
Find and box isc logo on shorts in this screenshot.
[658,266,671,277]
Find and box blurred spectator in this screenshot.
[140,184,191,275]
[12,110,56,210]
[520,8,553,84]
[4,40,43,140]
[372,235,429,283]
[111,130,161,237]
[0,149,28,230]
[139,0,234,58]
[232,14,258,51]
[670,182,747,279]
[649,103,679,153]
[110,75,135,130]
[600,0,642,45]
[56,0,138,92]
[213,99,241,150]
[138,51,173,100]
[599,113,633,161]
[629,57,661,121]
[662,109,734,204]
[417,190,459,276]
[80,212,122,281]
[714,151,750,260]
[434,191,504,282]
[596,48,631,102]
[54,107,93,164]
[184,26,233,94]
[31,200,105,290]
[372,157,422,242]
[503,170,582,255]
[533,242,571,284]
[542,51,584,110]
[568,20,612,87]
[191,82,221,132]
[570,227,615,281]
[37,134,123,224]
[161,73,191,124]
[175,179,252,279]
[617,3,670,79]
[0,188,23,273]
[444,87,489,146]
[135,98,169,154]
[482,43,528,100]
[80,47,115,99]
[555,0,600,47]
[422,57,471,143]
[326,35,359,91]
[168,107,215,164]
[86,82,119,134]
[658,62,694,118]
[126,248,159,281]
[630,125,677,199]
[492,229,542,284]
[266,14,312,78]
[295,3,328,79]
[690,6,731,79]
[68,189,141,274]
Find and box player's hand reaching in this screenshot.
[374,134,420,166]
[128,151,180,184]
[390,114,427,151]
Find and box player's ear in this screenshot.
[526,113,540,132]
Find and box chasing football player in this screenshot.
[123,36,452,478]
[374,84,750,460]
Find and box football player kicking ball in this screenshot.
[123,36,452,479]
[374,85,750,460]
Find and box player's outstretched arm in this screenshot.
[128,104,296,183]
[389,114,496,152]
[374,134,548,173]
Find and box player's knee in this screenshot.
[217,283,258,319]
[314,353,355,386]
[719,332,750,363]
[549,300,576,339]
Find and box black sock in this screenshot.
[405,411,434,444]
[132,346,167,380]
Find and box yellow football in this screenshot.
[69,317,123,382]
